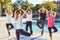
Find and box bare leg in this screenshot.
[41,20,45,36]
[7,29,10,36]
[6,24,10,36]
[19,33,22,40]
[50,37,52,40]
[41,27,44,36]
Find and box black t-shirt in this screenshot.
[40,10,46,21]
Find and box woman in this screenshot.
[46,8,58,40]
[25,8,33,35]
[5,8,14,36]
[14,5,31,40]
[37,6,48,36]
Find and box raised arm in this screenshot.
[22,12,26,18]
[5,9,9,16]
[5,9,7,14]
[14,10,16,17]
[10,9,13,14]
[30,9,32,14]
[14,10,17,21]
[46,10,49,17]
[9,9,13,16]
[21,9,26,17]
[53,12,57,18]
[38,8,41,13]
[21,9,26,13]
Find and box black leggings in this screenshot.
[16,29,31,40]
[48,26,58,37]
[6,23,14,29]
[37,20,45,35]
[26,21,33,34]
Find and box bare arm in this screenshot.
[14,10,17,21]
[29,9,32,14]
[26,9,32,14]
[5,9,7,14]
[46,10,49,17]
[21,9,26,13]
[38,8,41,13]
[22,12,26,18]
[14,10,16,17]
[53,12,57,18]
[5,9,6,13]
[21,9,26,17]
[10,9,13,16]
[10,10,13,14]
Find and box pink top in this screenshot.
[48,17,55,28]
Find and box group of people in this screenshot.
[5,5,58,40]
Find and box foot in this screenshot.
[40,34,43,36]
[8,34,10,37]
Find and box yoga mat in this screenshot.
[20,37,48,40]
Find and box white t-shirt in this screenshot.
[26,14,32,21]
[6,13,12,23]
[16,16,23,29]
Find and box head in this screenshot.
[6,9,11,15]
[6,5,12,15]
[27,9,31,14]
[49,8,54,17]
[49,9,54,17]
[15,10,21,21]
[49,13,53,17]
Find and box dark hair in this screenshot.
[16,10,20,14]
[27,9,31,12]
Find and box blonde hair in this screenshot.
[5,8,12,15]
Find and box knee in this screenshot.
[54,29,58,33]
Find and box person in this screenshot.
[14,5,31,40]
[5,7,14,36]
[37,6,48,36]
[25,7,33,34]
[46,8,58,40]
